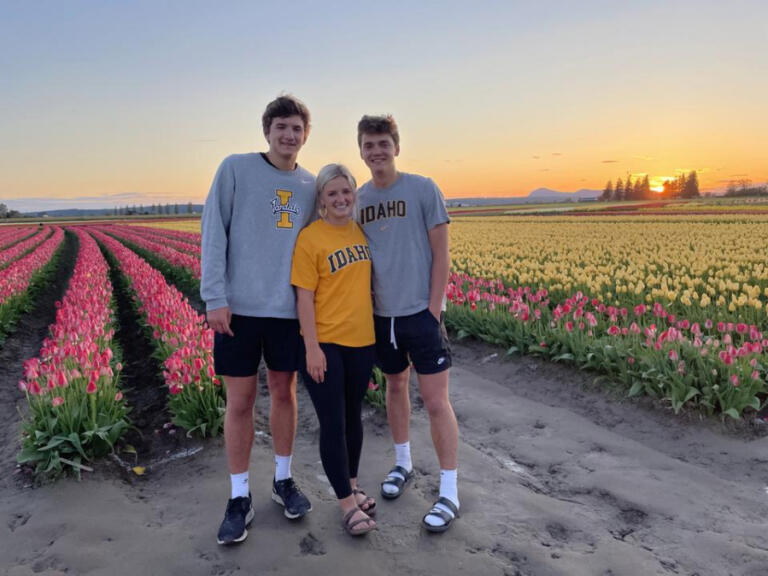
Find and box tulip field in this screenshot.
[2,223,222,477]
[1,205,767,477]
[146,210,768,418]
[447,214,768,417]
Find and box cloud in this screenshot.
[632,155,654,161]
[601,160,619,163]
[551,152,563,156]
[539,168,550,172]
[443,159,464,164]
[532,155,540,160]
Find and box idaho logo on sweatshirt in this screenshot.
[272,189,299,229]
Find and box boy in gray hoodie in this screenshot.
[201,95,316,545]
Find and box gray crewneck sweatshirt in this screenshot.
[201,153,316,317]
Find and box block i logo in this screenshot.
[271,190,299,229]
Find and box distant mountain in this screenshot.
[445,189,601,207]
[23,205,204,217]
[527,188,601,200]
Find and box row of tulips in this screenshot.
[0,227,65,341]
[92,229,224,436]
[450,217,768,330]
[123,225,201,257]
[130,224,201,245]
[97,225,201,279]
[445,272,767,418]
[0,226,50,269]
[0,226,37,251]
[17,229,128,477]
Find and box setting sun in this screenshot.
[650,177,674,193]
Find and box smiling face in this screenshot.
[359,132,399,173]
[265,115,307,160]
[319,175,356,225]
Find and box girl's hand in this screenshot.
[306,345,327,383]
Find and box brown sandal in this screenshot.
[352,488,376,515]
[342,507,376,536]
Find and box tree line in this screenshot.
[0,202,199,219]
[113,202,196,216]
[724,179,768,197]
[0,204,22,218]
[599,171,700,201]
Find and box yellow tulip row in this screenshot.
[143,219,201,233]
[450,215,768,321]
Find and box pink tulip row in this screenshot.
[19,229,122,405]
[135,225,201,246]
[95,225,201,279]
[448,271,765,345]
[446,271,767,415]
[0,226,37,251]
[0,226,51,269]
[126,225,201,255]
[0,227,64,306]
[91,230,219,402]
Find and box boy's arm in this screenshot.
[427,223,450,321]
[422,177,450,321]
[201,158,234,334]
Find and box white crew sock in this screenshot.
[275,454,292,481]
[381,442,413,496]
[230,471,250,499]
[395,441,412,472]
[423,469,459,528]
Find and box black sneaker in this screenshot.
[216,494,255,545]
[272,477,312,519]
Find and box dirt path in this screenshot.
[2,339,768,575]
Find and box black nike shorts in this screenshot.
[213,315,301,377]
[373,308,452,375]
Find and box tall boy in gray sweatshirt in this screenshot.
[201,95,316,545]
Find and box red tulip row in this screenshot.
[17,229,127,477]
[123,225,201,256]
[0,227,64,306]
[92,230,224,436]
[446,272,767,417]
[0,226,37,251]
[0,226,51,269]
[96,225,201,279]
[132,225,201,246]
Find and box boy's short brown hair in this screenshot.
[262,95,311,136]
[357,114,399,147]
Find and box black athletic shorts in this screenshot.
[213,315,301,377]
[373,308,452,376]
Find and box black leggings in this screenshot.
[299,343,375,500]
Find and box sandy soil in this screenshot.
[2,337,768,575]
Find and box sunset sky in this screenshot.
[2,1,767,211]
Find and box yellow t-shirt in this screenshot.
[291,219,375,347]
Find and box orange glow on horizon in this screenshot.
[650,176,675,193]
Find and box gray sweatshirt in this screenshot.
[201,153,316,317]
